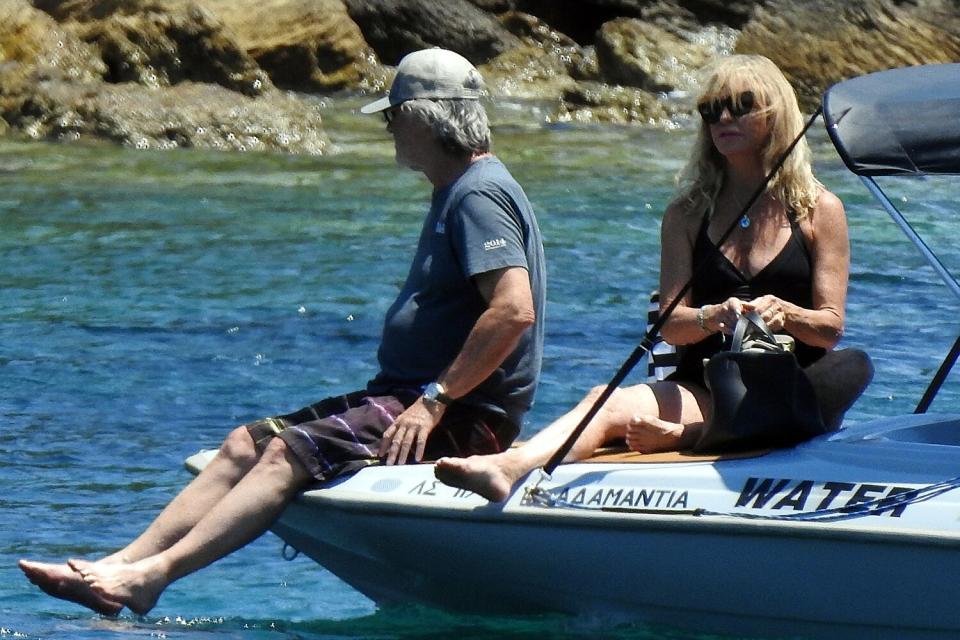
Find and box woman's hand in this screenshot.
[744,295,790,332]
[702,297,744,335]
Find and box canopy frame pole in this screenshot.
[914,335,960,414]
[860,176,960,301]
[860,175,960,412]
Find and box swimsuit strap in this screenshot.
[785,207,813,262]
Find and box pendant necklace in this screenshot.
[738,193,764,229]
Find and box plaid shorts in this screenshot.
[244,389,520,482]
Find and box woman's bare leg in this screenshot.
[626,381,711,452]
[72,437,312,616]
[436,382,678,501]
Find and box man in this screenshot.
[19,48,546,616]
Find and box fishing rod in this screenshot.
[537,105,825,478]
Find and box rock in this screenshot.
[513,0,645,45]
[199,0,385,94]
[465,0,514,12]
[508,1,758,44]
[4,0,332,152]
[11,0,959,146]
[343,0,521,65]
[737,0,960,109]
[30,0,138,21]
[480,44,579,100]
[0,62,36,127]
[669,0,759,29]
[499,10,580,49]
[1,0,106,83]
[2,76,329,153]
[595,18,715,93]
[503,11,601,80]
[62,2,272,96]
[557,80,675,125]
[480,11,599,98]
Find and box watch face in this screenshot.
[423,382,449,405]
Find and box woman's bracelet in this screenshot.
[696,306,708,332]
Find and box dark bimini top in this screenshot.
[669,210,826,385]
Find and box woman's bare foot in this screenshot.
[18,559,123,616]
[434,455,519,502]
[69,557,167,616]
[625,414,688,453]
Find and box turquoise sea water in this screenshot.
[3,98,960,639]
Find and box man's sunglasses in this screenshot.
[697,91,755,124]
[383,106,400,124]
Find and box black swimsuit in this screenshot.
[669,211,826,385]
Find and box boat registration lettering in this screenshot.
[736,477,916,517]
[407,479,475,499]
[544,486,689,510]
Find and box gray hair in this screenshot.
[400,98,491,156]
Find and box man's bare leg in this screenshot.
[72,437,312,616]
[19,426,260,614]
[102,426,262,563]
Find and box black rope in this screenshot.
[541,106,825,476]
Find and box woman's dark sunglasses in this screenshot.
[697,91,755,124]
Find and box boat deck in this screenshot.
[568,444,770,464]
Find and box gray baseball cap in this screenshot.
[361,48,483,114]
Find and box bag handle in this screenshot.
[731,310,780,353]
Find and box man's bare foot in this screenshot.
[69,553,127,571]
[18,559,123,616]
[65,558,99,573]
[434,455,518,502]
[69,558,166,616]
[625,414,686,453]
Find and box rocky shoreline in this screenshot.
[1,0,958,154]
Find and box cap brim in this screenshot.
[360,96,392,114]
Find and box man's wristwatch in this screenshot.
[423,381,453,406]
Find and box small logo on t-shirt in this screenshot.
[483,237,507,251]
[435,221,446,234]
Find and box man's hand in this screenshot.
[379,398,445,465]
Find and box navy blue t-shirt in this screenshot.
[368,157,546,427]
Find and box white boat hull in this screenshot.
[186,413,960,638]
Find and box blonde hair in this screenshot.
[674,55,820,220]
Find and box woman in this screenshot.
[435,54,870,502]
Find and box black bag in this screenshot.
[693,311,827,453]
